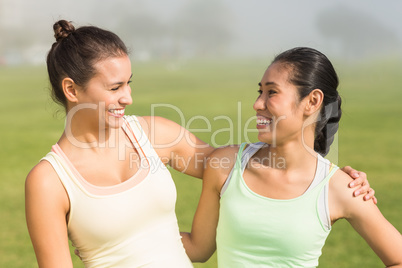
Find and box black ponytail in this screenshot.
[314,95,342,156]
[272,47,341,156]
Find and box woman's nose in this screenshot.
[253,95,266,111]
[120,85,132,106]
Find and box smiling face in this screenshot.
[72,55,133,130]
[253,62,310,147]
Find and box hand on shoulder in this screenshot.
[329,169,376,223]
[329,168,402,266]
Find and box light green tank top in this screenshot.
[217,142,339,267]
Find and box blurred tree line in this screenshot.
[0,0,233,64]
[0,0,400,64]
[316,4,400,60]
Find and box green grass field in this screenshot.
[1,57,401,267]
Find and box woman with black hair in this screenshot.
[182,47,402,267]
[25,19,375,267]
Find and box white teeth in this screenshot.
[110,109,124,115]
[257,118,272,125]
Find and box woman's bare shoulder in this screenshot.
[329,169,367,221]
[26,160,58,187]
[203,145,242,185]
[25,160,68,205]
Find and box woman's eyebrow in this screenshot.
[109,73,133,86]
[258,81,278,87]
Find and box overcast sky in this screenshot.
[223,0,402,55]
[1,0,401,63]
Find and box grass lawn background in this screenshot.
[0,56,401,267]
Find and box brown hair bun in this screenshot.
[53,20,75,42]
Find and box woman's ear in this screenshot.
[304,89,324,116]
[62,78,78,103]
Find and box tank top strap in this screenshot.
[234,142,248,170]
[41,152,78,204]
[45,116,156,197]
[220,142,265,196]
[313,161,339,232]
[239,142,266,172]
[122,115,162,164]
[315,162,339,191]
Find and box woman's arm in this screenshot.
[138,115,376,200]
[181,147,238,262]
[329,170,402,267]
[139,116,215,178]
[25,161,73,268]
[180,161,220,262]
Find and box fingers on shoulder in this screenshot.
[330,169,376,218]
[330,169,358,200]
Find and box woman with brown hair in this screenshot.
[25,21,374,268]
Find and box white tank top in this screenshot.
[42,115,193,268]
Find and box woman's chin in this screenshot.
[106,115,124,129]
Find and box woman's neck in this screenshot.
[261,129,318,171]
[60,116,121,150]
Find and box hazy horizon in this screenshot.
[1,0,401,65]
